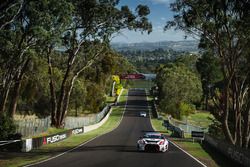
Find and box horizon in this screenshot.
[111,0,197,43]
[111,39,198,44]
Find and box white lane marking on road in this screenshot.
[168,140,207,167]
[24,89,129,167]
[146,89,207,167]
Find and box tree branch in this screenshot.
[0,0,24,29]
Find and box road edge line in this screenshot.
[146,90,207,167]
[24,89,129,167]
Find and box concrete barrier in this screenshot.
[21,89,125,152]
[84,108,112,133]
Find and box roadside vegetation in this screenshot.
[0,0,151,138]
[0,89,128,167]
[150,114,238,167]
[152,0,250,150]
[185,111,214,128]
[165,0,250,149]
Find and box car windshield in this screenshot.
[143,134,163,139]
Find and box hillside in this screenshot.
[111,40,199,52]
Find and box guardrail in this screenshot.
[151,100,159,119]
[168,116,207,134]
[162,119,184,138]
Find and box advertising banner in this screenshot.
[120,74,145,79]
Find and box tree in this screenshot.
[0,0,73,118]
[167,0,250,148]
[156,63,202,119]
[46,0,152,128]
[196,51,223,110]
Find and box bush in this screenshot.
[0,114,17,140]
[115,84,123,96]
[179,102,195,117]
[208,119,224,139]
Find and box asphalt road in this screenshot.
[32,89,205,167]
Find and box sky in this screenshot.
[111,0,194,43]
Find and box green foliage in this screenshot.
[85,83,106,113]
[167,0,250,147]
[157,62,202,119]
[119,49,180,73]
[196,51,223,109]
[179,102,195,117]
[208,119,224,139]
[0,114,17,140]
[112,75,120,84]
[115,83,123,96]
[0,0,150,129]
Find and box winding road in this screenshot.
[31,89,206,167]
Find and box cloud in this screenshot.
[161,17,166,21]
[111,28,194,43]
[150,0,174,5]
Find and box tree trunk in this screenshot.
[8,78,22,117]
[242,95,250,148]
[8,59,30,117]
[59,75,77,127]
[55,55,74,128]
[46,48,58,127]
[222,81,236,145]
[0,84,11,114]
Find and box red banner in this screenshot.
[120,74,145,79]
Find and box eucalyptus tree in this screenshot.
[156,63,202,119]
[48,0,152,128]
[196,51,223,110]
[167,0,250,148]
[0,0,73,117]
[0,0,36,116]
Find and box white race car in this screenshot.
[139,111,147,117]
[137,132,169,152]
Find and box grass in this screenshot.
[150,109,239,167]
[106,95,116,104]
[150,115,221,167]
[128,79,153,89]
[150,117,171,136]
[173,141,220,167]
[186,111,214,128]
[0,89,128,167]
[31,128,67,138]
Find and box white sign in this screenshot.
[46,134,67,144]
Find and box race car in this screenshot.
[137,132,169,152]
[139,111,147,117]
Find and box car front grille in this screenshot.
[146,140,158,143]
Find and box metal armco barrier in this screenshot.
[0,140,21,146]
[163,119,184,138]
[0,140,22,151]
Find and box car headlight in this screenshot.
[138,139,146,145]
[159,140,165,145]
